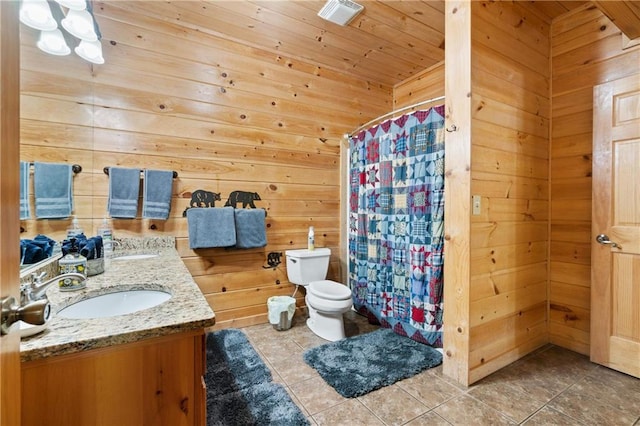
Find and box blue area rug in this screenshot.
[206,329,309,426]
[303,328,443,398]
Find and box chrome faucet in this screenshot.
[21,272,87,304]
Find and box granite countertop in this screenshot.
[20,238,215,362]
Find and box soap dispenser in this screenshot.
[58,237,87,291]
[308,226,315,251]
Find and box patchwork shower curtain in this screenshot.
[348,106,445,347]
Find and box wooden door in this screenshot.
[591,74,640,378]
[0,0,22,423]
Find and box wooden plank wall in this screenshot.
[394,61,444,109]
[18,1,392,329]
[467,1,551,384]
[550,4,640,355]
[442,0,473,386]
[393,2,554,385]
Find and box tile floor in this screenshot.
[241,310,640,425]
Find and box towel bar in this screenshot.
[103,167,178,179]
[28,163,82,174]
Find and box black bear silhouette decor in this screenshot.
[263,251,282,269]
[190,190,221,208]
[224,191,261,208]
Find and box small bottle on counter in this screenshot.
[97,217,113,266]
[58,237,87,291]
[66,216,84,239]
[308,226,315,251]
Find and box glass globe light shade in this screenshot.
[61,8,97,41]
[20,0,57,31]
[37,29,71,56]
[74,39,104,64]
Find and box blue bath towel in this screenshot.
[234,208,267,249]
[20,240,46,265]
[20,234,56,265]
[186,207,236,249]
[142,169,174,220]
[33,234,56,257]
[62,234,103,260]
[20,162,31,220]
[108,167,140,218]
[33,162,73,219]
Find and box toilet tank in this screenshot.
[285,248,331,286]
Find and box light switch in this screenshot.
[472,195,481,215]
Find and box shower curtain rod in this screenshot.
[345,95,445,138]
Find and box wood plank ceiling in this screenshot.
[99,1,619,89]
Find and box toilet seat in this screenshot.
[309,280,351,300]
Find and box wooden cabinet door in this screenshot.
[591,73,640,378]
[0,1,22,424]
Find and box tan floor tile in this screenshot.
[571,374,640,414]
[434,394,516,426]
[256,351,286,385]
[281,384,311,418]
[269,351,318,386]
[548,388,638,425]
[587,366,640,394]
[288,325,330,349]
[251,336,303,364]
[289,376,346,415]
[536,346,598,377]
[483,358,570,401]
[397,370,463,408]
[468,379,546,423]
[242,323,275,341]
[312,399,384,426]
[521,406,584,425]
[426,364,471,392]
[358,384,429,426]
[404,411,453,426]
[240,321,635,426]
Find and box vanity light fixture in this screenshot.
[20,0,105,65]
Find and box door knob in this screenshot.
[1,296,50,335]
[596,234,621,249]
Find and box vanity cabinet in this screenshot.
[21,330,206,426]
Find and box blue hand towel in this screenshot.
[108,167,140,218]
[33,162,73,219]
[33,234,56,257]
[186,207,236,249]
[234,208,267,249]
[143,169,174,220]
[79,236,103,260]
[20,240,47,265]
[62,234,103,260]
[20,162,31,220]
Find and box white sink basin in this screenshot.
[57,290,171,319]
[112,254,158,261]
[19,320,48,338]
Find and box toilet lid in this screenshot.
[309,280,352,301]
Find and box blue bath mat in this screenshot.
[206,329,309,425]
[303,328,442,398]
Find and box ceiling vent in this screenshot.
[318,0,364,26]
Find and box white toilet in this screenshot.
[285,248,353,341]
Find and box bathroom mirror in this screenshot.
[19,19,96,271]
[19,253,61,279]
